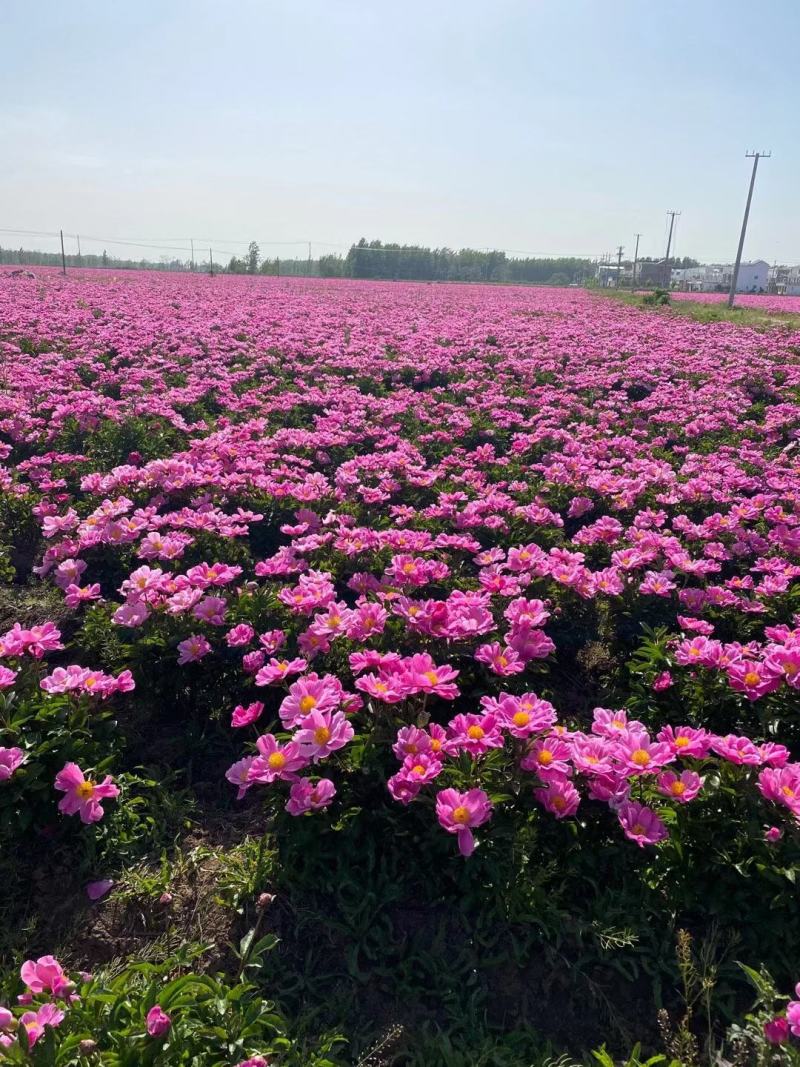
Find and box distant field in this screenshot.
[670,289,800,314]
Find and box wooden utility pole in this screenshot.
[663,211,680,287]
[727,151,771,308]
[631,233,641,290]
[60,229,67,275]
[209,248,214,276]
[616,245,624,287]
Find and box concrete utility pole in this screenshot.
[616,245,624,287]
[60,229,67,275]
[727,150,771,308]
[307,241,312,276]
[663,211,680,287]
[190,238,195,272]
[631,233,641,290]
[209,248,214,276]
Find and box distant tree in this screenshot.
[227,256,246,274]
[246,242,261,274]
[318,254,344,277]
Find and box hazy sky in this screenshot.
[2,0,798,265]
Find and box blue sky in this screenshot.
[2,0,798,264]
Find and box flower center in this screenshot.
[671,781,686,795]
[512,711,530,727]
[675,736,690,748]
[412,764,425,776]
[467,725,485,740]
[313,726,331,745]
[744,671,760,686]
[424,671,439,685]
[538,749,553,765]
[631,823,646,836]
[299,695,317,714]
[631,749,651,767]
[267,752,286,769]
[452,805,470,824]
[76,781,95,800]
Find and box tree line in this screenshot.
[2,241,701,284]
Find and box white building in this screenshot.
[671,260,769,293]
[770,265,800,297]
[725,260,769,292]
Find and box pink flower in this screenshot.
[656,770,703,803]
[86,879,115,901]
[496,693,557,738]
[192,595,228,626]
[765,826,784,843]
[435,787,492,857]
[54,763,120,823]
[474,642,525,676]
[618,728,674,775]
[0,746,25,781]
[177,634,211,664]
[764,1017,789,1044]
[231,701,265,728]
[787,996,800,1037]
[757,765,800,816]
[617,801,668,847]
[226,756,256,799]
[0,666,18,689]
[18,1002,65,1047]
[445,713,504,757]
[392,725,431,760]
[520,736,572,777]
[711,734,762,766]
[656,725,712,759]
[652,670,673,691]
[255,657,308,686]
[225,623,255,647]
[285,777,336,815]
[534,774,581,819]
[235,1059,270,1067]
[249,734,308,783]
[20,956,70,997]
[294,709,354,762]
[146,1004,171,1037]
[279,673,341,728]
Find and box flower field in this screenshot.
[3,268,800,1064]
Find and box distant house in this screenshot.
[723,260,769,293]
[671,260,769,293]
[770,264,800,297]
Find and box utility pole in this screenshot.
[727,150,771,308]
[76,234,82,261]
[616,245,624,287]
[631,233,641,290]
[307,241,312,276]
[190,238,195,272]
[60,229,67,275]
[663,211,680,288]
[208,248,214,276]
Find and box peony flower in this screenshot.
[285,777,336,815]
[54,763,120,823]
[146,1004,171,1037]
[0,746,25,781]
[435,787,492,857]
[617,801,668,847]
